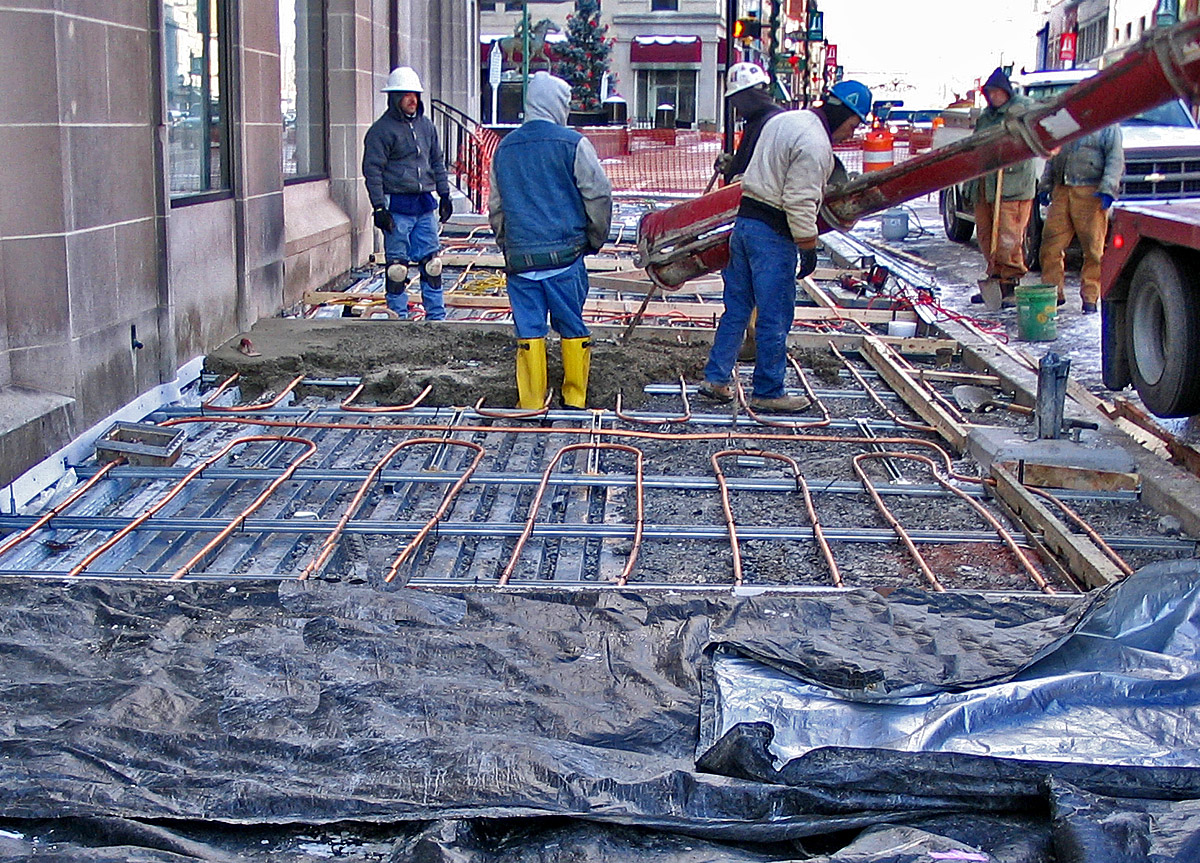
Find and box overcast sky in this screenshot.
[816,0,1050,107]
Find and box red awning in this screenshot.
[630,35,702,64]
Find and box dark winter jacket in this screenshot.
[725,88,785,183]
[971,92,1038,202]
[362,98,450,208]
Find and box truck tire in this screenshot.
[940,189,973,243]
[1101,298,1131,391]
[1125,247,1200,417]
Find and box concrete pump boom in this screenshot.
[636,17,1200,290]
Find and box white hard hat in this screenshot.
[726,62,769,97]
[382,66,424,93]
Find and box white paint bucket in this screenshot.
[887,319,917,338]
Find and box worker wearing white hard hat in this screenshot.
[362,66,453,319]
[700,81,873,413]
[717,63,784,184]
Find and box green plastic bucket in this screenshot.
[1015,284,1058,341]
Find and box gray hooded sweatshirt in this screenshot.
[488,72,612,270]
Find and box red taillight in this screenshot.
[1112,233,1125,249]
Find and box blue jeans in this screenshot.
[703,217,798,399]
[383,208,443,320]
[507,255,590,339]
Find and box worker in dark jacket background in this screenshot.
[488,72,612,410]
[717,62,784,184]
[1038,125,1124,314]
[363,66,453,320]
[970,67,1037,307]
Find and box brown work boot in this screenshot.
[999,279,1019,307]
[749,393,812,413]
[698,380,734,403]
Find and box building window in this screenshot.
[1139,16,1146,36]
[635,69,697,126]
[479,1,495,8]
[1078,16,1107,62]
[651,0,679,10]
[164,0,229,198]
[280,0,327,181]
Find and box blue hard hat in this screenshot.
[829,80,872,122]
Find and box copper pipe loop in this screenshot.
[69,436,316,577]
[614,377,692,425]
[472,389,554,419]
[384,440,487,583]
[1029,486,1134,578]
[172,437,319,579]
[853,451,1059,594]
[735,356,833,430]
[0,458,125,560]
[711,449,840,587]
[341,383,432,413]
[300,437,485,581]
[202,373,306,413]
[498,443,645,587]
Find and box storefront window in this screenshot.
[280,0,327,181]
[635,69,697,126]
[164,0,229,198]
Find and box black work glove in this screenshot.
[798,248,818,279]
[373,207,395,234]
[438,195,454,223]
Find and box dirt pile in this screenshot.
[207,318,712,408]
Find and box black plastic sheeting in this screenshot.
[0,563,1195,859]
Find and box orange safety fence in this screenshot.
[465,128,931,203]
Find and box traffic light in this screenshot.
[733,16,762,42]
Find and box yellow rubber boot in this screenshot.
[561,337,592,410]
[516,338,548,409]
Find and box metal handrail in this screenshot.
[430,98,501,214]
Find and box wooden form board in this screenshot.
[858,336,968,451]
[303,290,919,325]
[990,463,1124,589]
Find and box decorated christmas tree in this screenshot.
[553,0,613,111]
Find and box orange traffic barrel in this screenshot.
[863,127,894,172]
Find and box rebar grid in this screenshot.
[0,357,1153,590]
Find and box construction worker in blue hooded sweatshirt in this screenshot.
[488,71,613,409]
[700,80,872,412]
[362,66,453,320]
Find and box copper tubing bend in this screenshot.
[202,373,306,413]
[498,443,645,586]
[301,437,485,581]
[0,458,125,561]
[853,451,1056,594]
[69,436,316,577]
[711,449,840,587]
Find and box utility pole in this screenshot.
[521,2,530,120]
[724,0,737,153]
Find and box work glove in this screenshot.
[713,152,733,175]
[439,195,454,223]
[1096,192,1115,211]
[1038,191,1052,207]
[373,206,395,234]
[797,247,819,279]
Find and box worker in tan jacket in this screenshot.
[700,81,872,413]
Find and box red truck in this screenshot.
[1101,200,1200,417]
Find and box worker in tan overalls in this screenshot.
[970,67,1038,307]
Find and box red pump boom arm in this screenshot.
[636,18,1200,290]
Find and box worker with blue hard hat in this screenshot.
[699,79,873,413]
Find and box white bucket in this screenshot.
[881,208,909,241]
[887,319,917,338]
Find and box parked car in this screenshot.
[935,69,1200,266]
